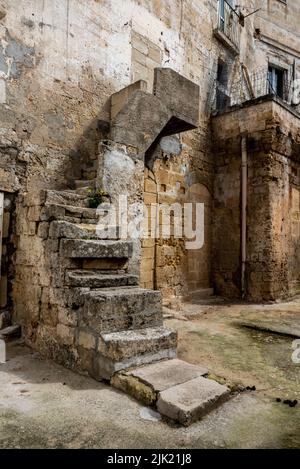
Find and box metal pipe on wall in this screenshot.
[241,135,248,297]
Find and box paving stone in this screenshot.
[157,376,230,426]
[127,358,208,392]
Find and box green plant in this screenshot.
[87,187,110,208]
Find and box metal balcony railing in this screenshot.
[210,66,295,114]
[216,0,240,51]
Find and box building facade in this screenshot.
[0,0,299,378]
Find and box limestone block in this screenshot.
[65,270,138,288]
[99,327,176,362]
[37,222,49,239]
[57,306,78,327]
[56,323,75,346]
[28,206,41,221]
[144,179,157,194]
[111,80,147,120]
[60,239,132,259]
[157,377,230,426]
[131,31,149,55]
[153,68,199,131]
[78,329,96,350]
[124,359,208,393]
[110,91,172,153]
[81,287,162,334]
[148,45,161,63]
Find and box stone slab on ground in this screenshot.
[111,358,208,407]
[157,376,230,426]
[236,319,300,339]
[127,358,208,392]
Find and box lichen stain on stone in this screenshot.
[4,29,35,78]
[111,372,156,406]
[0,45,8,74]
[21,17,35,29]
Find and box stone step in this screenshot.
[80,287,162,334]
[97,327,177,379]
[45,190,89,208]
[112,358,208,405]
[75,186,93,196]
[157,376,230,426]
[74,179,94,189]
[41,204,98,224]
[60,239,132,259]
[65,270,138,288]
[186,288,214,300]
[50,221,120,240]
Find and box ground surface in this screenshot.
[0,297,299,449]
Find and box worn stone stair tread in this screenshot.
[84,286,161,298]
[97,327,177,379]
[47,204,98,218]
[66,270,138,288]
[50,220,120,240]
[157,376,230,426]
[60,238,132,258]
[45,189,89,207]
[80,287,163,335]
[122,358,209,392]
[100,327,177,360]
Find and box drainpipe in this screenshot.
[241,135,248,298]
[0,192,3,280]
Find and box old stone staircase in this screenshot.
[39,187,177,377]
[15,68,233,426]
[28,185,231,426]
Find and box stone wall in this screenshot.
[212,97,300,301]
[1,0,300,317]
[0,191,15,328]
[141,135,212,298]
[0,0,254,308]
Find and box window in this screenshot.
[219,1,235,32]
[216,59,230,110]
[268,65,287,99]
[217,59,228,87]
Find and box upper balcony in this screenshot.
[211,65,300,116]
[214,0,240,55]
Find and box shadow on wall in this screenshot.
[65,99,111,188]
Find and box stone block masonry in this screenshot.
[212,97,300,301]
